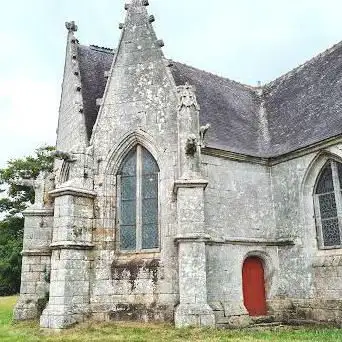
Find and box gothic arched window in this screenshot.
[117,145,159,252]
[314,160,342,249]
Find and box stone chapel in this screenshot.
[13,0,342,329]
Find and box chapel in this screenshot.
[13,0,342,329]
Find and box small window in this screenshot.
[117,145,159,252]
[314,161,342,249]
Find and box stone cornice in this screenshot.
[49,187,96,199]
[174,235,294,247]
[173,179,208,194]
[207,237,295,247]
[23,208,54,217]
[50,241,95,250]
[203,135,342,166]
[202,147,268,166]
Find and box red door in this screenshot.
[242,257,267,316]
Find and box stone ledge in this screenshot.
[21,249,52,256]
[173,179,208,194]
[50,241,95,250]
[23,208,54,217]
[174,233,211,244]
[49,187,97,199]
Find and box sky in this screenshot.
[1,0,342,168]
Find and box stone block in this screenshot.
[175,303,215,328]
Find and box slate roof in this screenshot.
[169,62,261,156]
[76,41,342,158]
[77,45,114,140]
[264,41,342,157]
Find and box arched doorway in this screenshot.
[242,257,267,316]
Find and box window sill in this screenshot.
[115,250,161,261]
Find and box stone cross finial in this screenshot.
[177,83,200,111]
[125,0,149,9]
[65,21,78,32]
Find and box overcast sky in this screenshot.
[1,0,342,168]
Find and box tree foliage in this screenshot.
[0,146,54,296]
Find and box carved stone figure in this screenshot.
[14,172,55,209]
[185,134,198,156]
[199,123,211,147]
[177,83,200,110]
[53,150,76,162]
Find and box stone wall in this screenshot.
[90,252,175,322]
[203,155,276,240]
[312,254,342,299]
[203,145,342,324]
[268,298,342,325]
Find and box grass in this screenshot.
[2,297,342,341]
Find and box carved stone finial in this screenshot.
[149,15,155,23]
[65,21,78,33]
[119,23,124,29]
[142,0,149,6]
[157,39,165,47]
[177,83,200,111]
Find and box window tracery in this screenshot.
[118,145,159,251]
[315,161,342,248]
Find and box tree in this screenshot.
[0,146,54,296]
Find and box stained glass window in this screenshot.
[118,145,159,251]
[315,161,342,248]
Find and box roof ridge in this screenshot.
[264,39,342,90]
[89,44,115,54]
[171,60,258,92]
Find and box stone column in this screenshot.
[174,83,215,327]
[13,207,53,320]
[40,187,95,329]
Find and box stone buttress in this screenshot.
[13,173,55,320]
[39,22,96,330]
[39,147,95,329]
[174,83,215,327]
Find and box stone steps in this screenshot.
[251,315,275,324]
[250,322,284,328]
[216,314,282,329]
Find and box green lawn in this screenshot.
[1,296,342,341]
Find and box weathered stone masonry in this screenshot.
[14,0,342,329]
